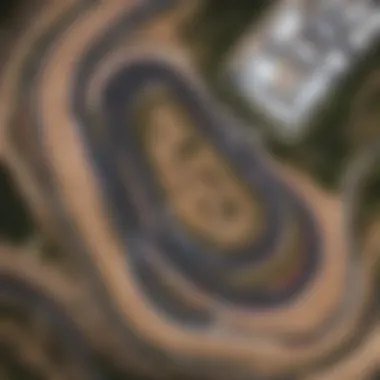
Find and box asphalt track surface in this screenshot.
[0,0,375,379]
[92,57,322,306]
[67,0,322,307]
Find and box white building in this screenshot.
[227,0,380,142]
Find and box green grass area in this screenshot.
[0,2,37,244]
[0,164,35,243]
